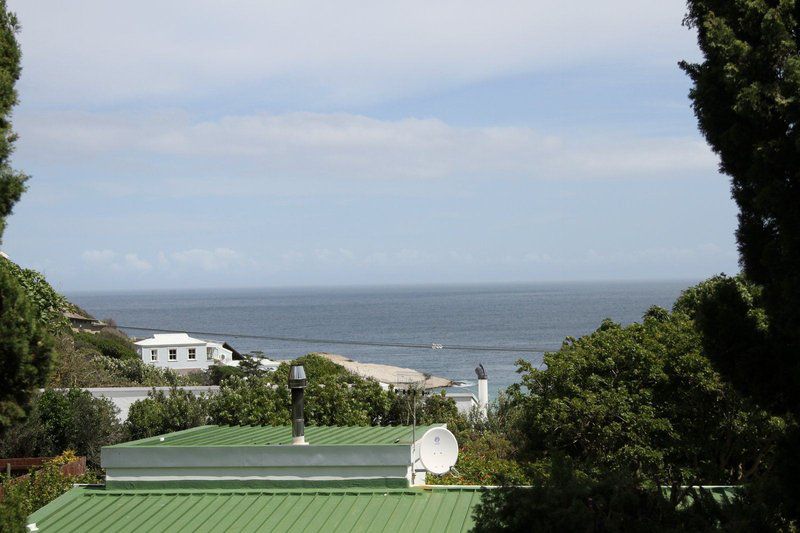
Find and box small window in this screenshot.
[150,349,158,362]
[169,349,177,361]
[206,347,213,361]
[188,348,196,360]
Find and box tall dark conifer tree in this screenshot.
[0,0,51,431]
[681,0,800,521]
[680,1,800,410]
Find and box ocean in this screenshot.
[67,280,695,398]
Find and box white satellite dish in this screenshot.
[418,427,458,475]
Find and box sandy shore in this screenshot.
[319,353,455,389]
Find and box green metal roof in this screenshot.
[29,486,484,532]
[111,425,439,447]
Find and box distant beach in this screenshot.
[68,280,695,398]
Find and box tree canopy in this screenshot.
[681,0,800,412]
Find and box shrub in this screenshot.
[0,451,97,532]
[73,331,138,360]
[126,388,209,440]
[428,429,529,486]
[0,258,71,331]
[472,457,728,533]
[0,265,52,430]
[509,308,787,487]
[208,376,289,426]
[0,389,123,468]
[207,364,242,385]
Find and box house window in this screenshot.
[150,349,158,362]
[206,347,213,361]
[169,349,177,361]
[188,348,196,360]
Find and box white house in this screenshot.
[135,333,233,372]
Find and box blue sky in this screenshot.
[3,1,739,291]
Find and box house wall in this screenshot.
[138,343,232,371]
[102,444,418,488]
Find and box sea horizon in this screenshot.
[68,279,701,397]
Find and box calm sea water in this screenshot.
[67,281,694,398]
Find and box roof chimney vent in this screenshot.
[289,365,308,445]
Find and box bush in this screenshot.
[0,258,71,331]
[126,388,209,440]
[0,389,123,468]
[472,457,729,533]
[93,355,183,387]
[73,331,138,360]
[207,364,242,385]
[0,265,52,430]
[428,428,529,486]
[509,308,787,487]
[0,451,97,533]
[208,354,400,427]
[208,375,290,426]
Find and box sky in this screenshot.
[3,1,740,291]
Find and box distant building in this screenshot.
[64,310,106,333]
[134,333,234,372]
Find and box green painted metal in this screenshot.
[28,486,485,533]
[109,424,439,447]
[104,477,411,490]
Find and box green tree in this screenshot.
[510,308,786,488]
[680,1,800,410]
[208,375,290,426]
[0,389,123,468]
[472,457,729,533]
[0,0,25,239]
[125,388,209,440]
[0,0,52,433]
[0,268,52,429]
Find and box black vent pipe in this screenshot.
[288,365,307,445]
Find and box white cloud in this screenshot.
[82,249,116,264]
[10,1,696,107]
[122,253,152,272]
[17,111,717,190]
[81,250,151,272]
[169,248,246,271]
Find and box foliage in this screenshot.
[0,389,123,468]
[73,331,137,360]
[428,428,529,486]
[208,375,290,426]
[0,258,72,331]
[508,307,787,488]
[387,388,459,426]
[673,275,772,403]
[472,457,732,533]
[681,2,800,413]
[208,354,455,427]
[125,388,209,440]
[0,265,52,431]
[0,1,57,435]
[46,333,185,388]
[92,354,183,387]
[0,0,25,241]
[206,364,242,385]
[0,451,98,533]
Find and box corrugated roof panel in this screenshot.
[113,424,438,447]
[29,487,484,533]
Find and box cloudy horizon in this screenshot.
[4,1,739,291]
